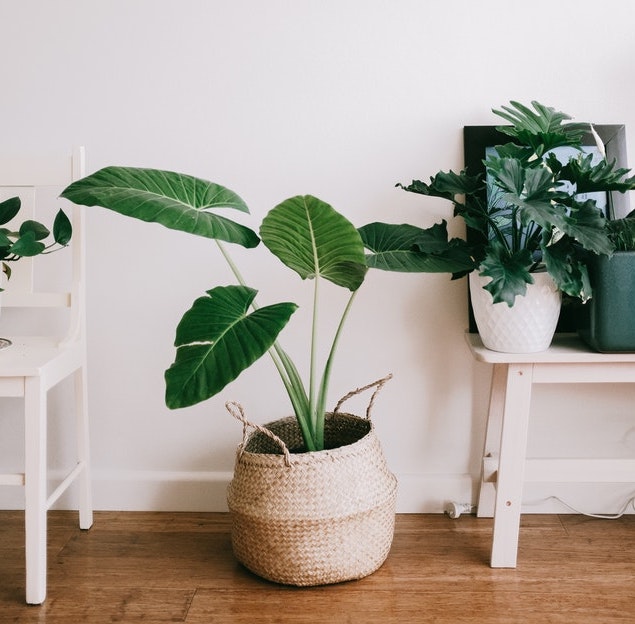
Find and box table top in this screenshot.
[465,332,635,364]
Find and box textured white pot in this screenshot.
[469,270,562,353]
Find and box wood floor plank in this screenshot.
[185,587,634,624]
[2,588,195,624]
[0,511,633,622]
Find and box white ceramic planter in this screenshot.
[469,270,561,353]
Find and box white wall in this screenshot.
[2,0,635,514]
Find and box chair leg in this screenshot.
[75,364,93,530]
[24,377,47,605]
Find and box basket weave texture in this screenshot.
[227,412,398,586]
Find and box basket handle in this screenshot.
[333,373,393,420]
[225,401,292,467]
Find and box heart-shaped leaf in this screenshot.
[61,167,259,248]
[165,285,297,409]
[0,197,20,226]
[53,209,73,246]
[19,220,50,241]
[9,231,46,257]
[260,195,367,291]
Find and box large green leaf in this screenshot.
[397,169,483,202]
[359,221,476,274]
[493,100,587,154]
[165,285,298,409]
[559,153,635,194]
[491,158,569,233]
[486,156,528,196]
[61,166,259,248]
[260,195,367,291]
[557,199,613,255]
[479,243,533,306]
[542,237,592,301]
[492,143,536,163]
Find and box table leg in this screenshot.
[490,363,533,568]
[477,363,507,518]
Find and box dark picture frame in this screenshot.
[463,124,630,332]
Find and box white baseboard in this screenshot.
[2,469,634,515]
[86,470,478,513]
[0,469,476,513]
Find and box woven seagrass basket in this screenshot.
[226,379,397,586]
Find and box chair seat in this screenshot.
[0,337,84,380]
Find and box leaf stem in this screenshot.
[314,289,358,449]
[215,240,316,450]
[309,268,319,434]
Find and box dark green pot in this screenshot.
[579,251,635,352]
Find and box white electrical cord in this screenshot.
[540,494,635,519]
[445,495,635,520]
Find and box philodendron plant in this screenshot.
[360,101,635,306]
[62,170,461,452]
[0,196,72,286]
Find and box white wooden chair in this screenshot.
[0,147,92,604]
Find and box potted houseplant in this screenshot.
[359,100,635,352]
[60,171,401,585]
[579,211,635,352]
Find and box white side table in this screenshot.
[465,332,635,567]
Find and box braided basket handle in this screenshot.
[226,401,292,467]
[333,373,393,420]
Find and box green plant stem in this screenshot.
[308,266,320,435]
[314,289,358,449]
[40,243,69,255]
[511,208,520,251]
[463,197,511,253]
[215,240,316,451]
[491,222,511,253]
[215,238,355,452]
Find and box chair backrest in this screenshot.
[0,147,85,343]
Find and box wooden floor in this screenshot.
[0,511,633,623]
